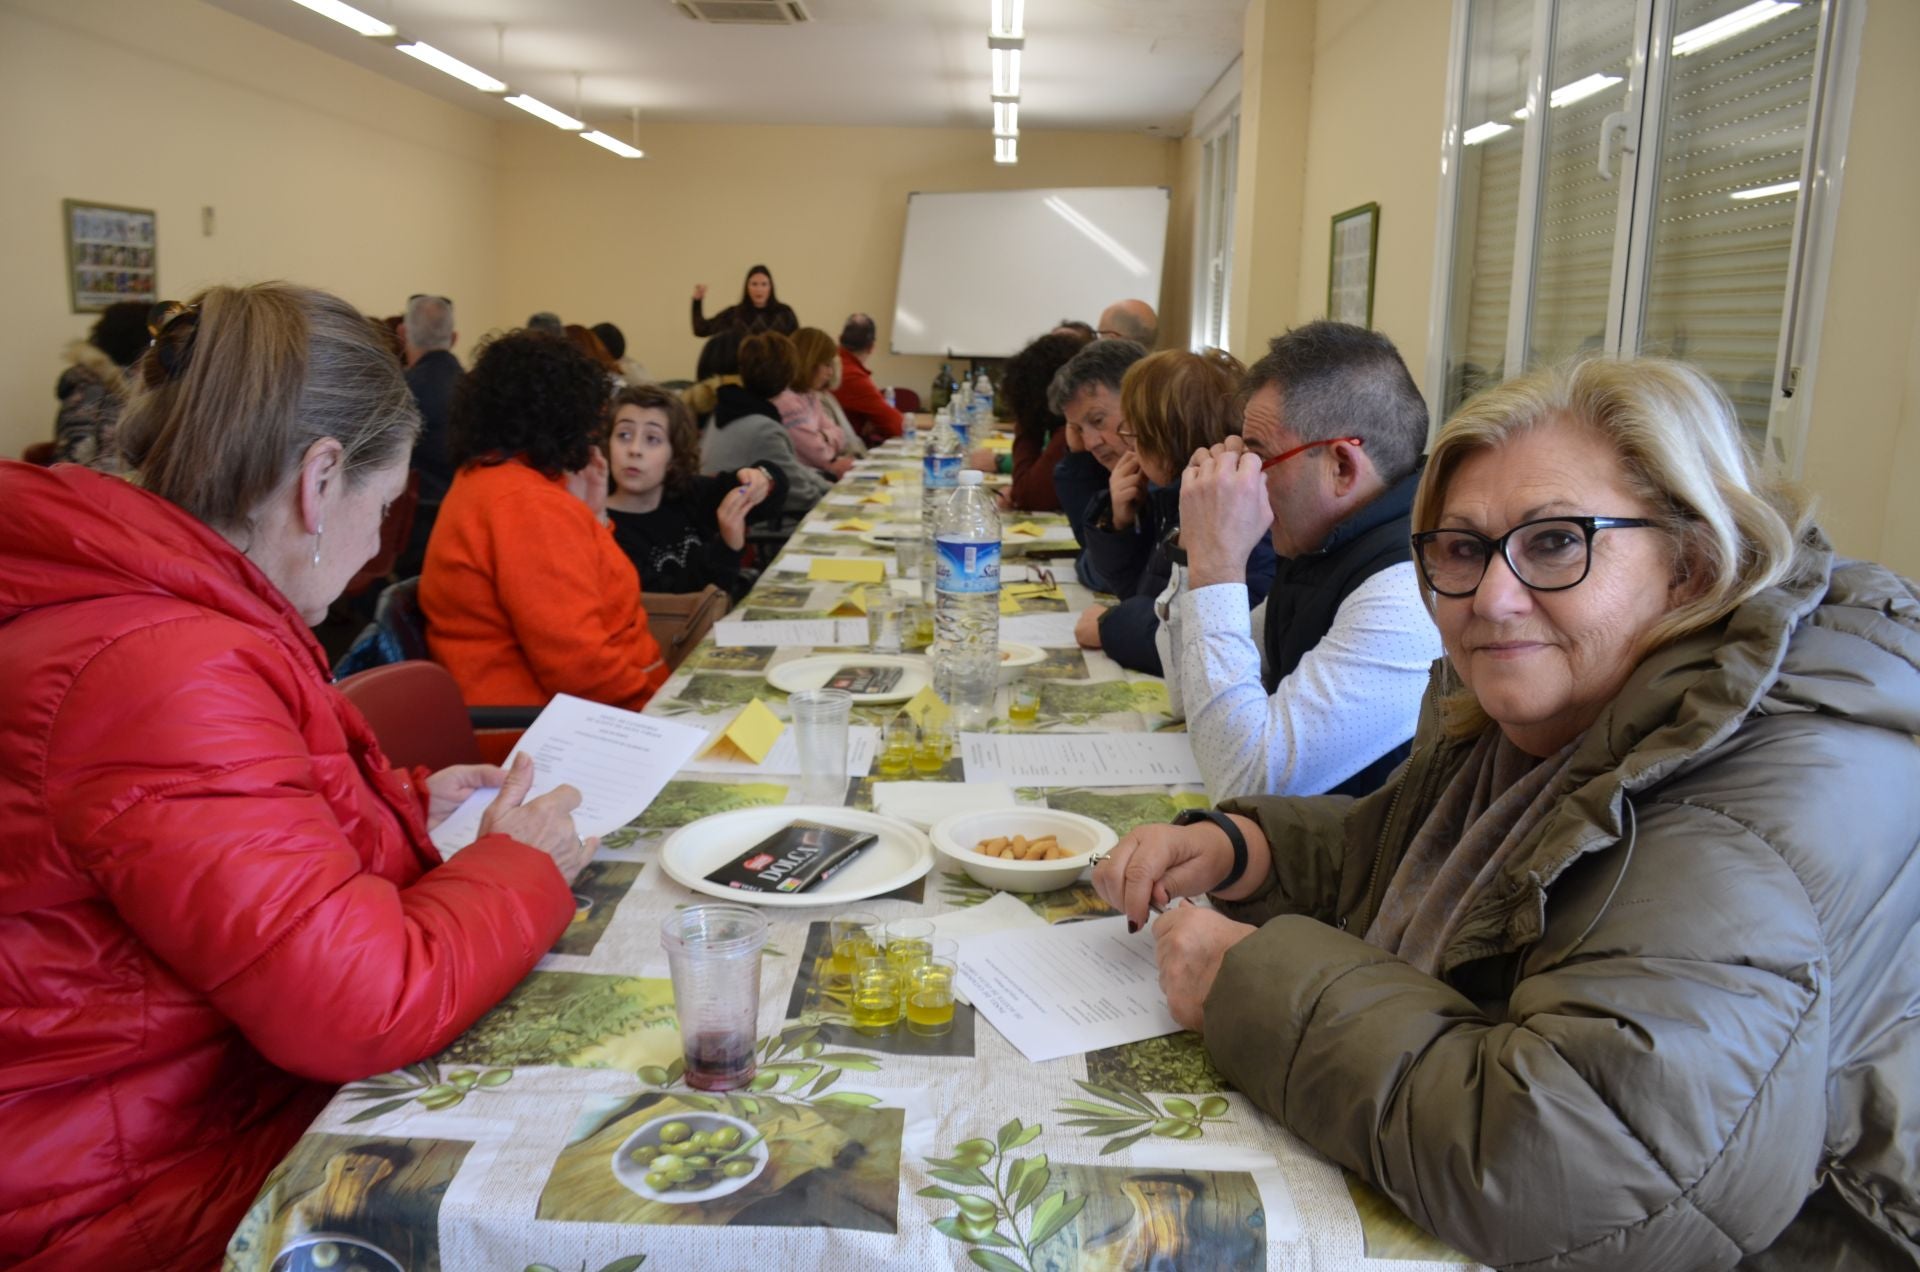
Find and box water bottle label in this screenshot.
[951,422,970,449]
[935,537,1000,595]
[923,453,960,487]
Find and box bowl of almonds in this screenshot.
[928,808,1118,893]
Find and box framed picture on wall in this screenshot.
[1327,202,1379,328]
[63,199,157,314]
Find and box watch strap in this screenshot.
[1174,808,1249,892]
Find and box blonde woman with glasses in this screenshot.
[1097,358,1920,1269]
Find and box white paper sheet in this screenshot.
[679,722,880,777]
[428,694,708,856]
[953,916,1182,1062]
[998,612,1084,647]
[768,554,899,577]
[959,732,1203,787]
[710,617,870,647]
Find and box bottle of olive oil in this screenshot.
[929,360,958,412]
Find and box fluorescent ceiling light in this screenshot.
[506,94,584,130]
[995,136,1018,165]
[287,0,395,38]
[1044,195,1150,277]
[1672,0,1799,56]
[993,101,1019,136]
[1730,178,1801,200]
[581,131,644,158]
[1463,120,1513,146]
[991,47,1022,98]
[991,0,1024,39]
[396,42,507,92]
[1513,72,1624,118]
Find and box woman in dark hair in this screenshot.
[50,299,151,468]
[988,328,1093,512]
[686,328,744,419]
[689,264,799,338]
[701,330,835,521]
[604,383,786,599]
[421,331,669,712]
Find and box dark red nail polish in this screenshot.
[1127,920,1139,935]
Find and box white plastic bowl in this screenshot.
[929,808,1117,893]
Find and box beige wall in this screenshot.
[1798,0,1920,576]
[0,0,502,459]
[1227,0,1315,363]
[490,121,1177,395]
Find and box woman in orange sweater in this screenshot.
[421,330,668,711]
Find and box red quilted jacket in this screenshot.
[0,462,576,1270]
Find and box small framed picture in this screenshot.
[1327,202,1380,328]
[64,199,157,313]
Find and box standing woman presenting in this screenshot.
[690,264,798,339]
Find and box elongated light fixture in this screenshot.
[995,136,1018,165]
[991,0,1025,39]
[288,0,395,38]
[506,94,584,130]
[582,131,644,158]
[1673,0,1798,56]
[993,101,1019,137]
[396,41,508,92]
[1463,120,1513,146]
[1730,179,1800,200]
[991,47,1022,99]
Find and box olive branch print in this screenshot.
[1054,1079,1232,1154]
[338,1060,513,1123]
[523,1257,646,1272]
[634,1022,884,1126]
[920,1118,1086,1272]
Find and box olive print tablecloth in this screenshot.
[228,440,1483,1272]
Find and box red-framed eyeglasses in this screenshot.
[1258,436,1364,471]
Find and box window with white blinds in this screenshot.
[1194,110,1239,352]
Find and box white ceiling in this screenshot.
[206,0,1245,136]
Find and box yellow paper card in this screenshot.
[833,518,876,532]
[1007,522,1045,537]
[859,491,894,505]
[901,684,950,729]
[830,586,870,617]
[999,591,1022,615]
[883,470,914,485]
[983,435,1014,451]
[701,697,786,765]
[808,557,887,583]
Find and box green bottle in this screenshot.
[930,361,957,412]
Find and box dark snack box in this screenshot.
[705,820,879,894]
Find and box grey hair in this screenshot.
[404,295,455,353]
[1242,320,1428,487]
[1046,338,1148,415]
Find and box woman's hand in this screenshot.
[827,455,857,479]
[966,447,997,472]
[424,763,506,832]
[716,483,755,551]
[692,283,708,301]
[1108,451,1145,531]
[1093,820,1240,929]
[476,754,597,884]
[568,448,611,522]
[733,466,773,510]
[1074,604,1106,650]
[1152,904,1258,1031]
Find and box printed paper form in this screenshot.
[954,916,1182,1063]
[960,732,1203,787]
[998,612,1082,647]
[428,694,707,855]
[711,617,869,648]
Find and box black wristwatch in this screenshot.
[1172,808,1249,892]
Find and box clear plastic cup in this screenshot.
[866,589,904,654]
[788,688,853,804]
[660,904,767,1091]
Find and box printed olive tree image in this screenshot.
[632,780,789,831]
[1084,1033,1227,1096]
[554,859,644,957]
[434,972,681,1072]
[1037,680,1170,727]
[1040,789,1210,839]
[224,1134,470,1272]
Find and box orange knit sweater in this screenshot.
[421,458,668,712]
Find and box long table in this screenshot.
[228,439,1483,1272]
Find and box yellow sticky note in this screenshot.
[833,518,876,532]
[983,435,1014,451]
[1007,522,1045,537]
[701,698,786,765]
[901,684,950,729]
[830,586,870,617]
[999,591,1022,615]
[859,491,894,506]
[808,557,887,584]
[883,470,914,485]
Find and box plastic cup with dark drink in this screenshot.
[660,904,768,1091]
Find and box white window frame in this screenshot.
[1190,58,1242,353]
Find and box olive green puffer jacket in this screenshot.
[1207,536,1920,1271]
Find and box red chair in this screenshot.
[336,661,485,772]
[890,387,922,413]
[20,442,58,466]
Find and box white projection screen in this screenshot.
[889,186,1170,357]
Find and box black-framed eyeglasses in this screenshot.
[1411,516,1657,597]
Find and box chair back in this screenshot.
[374,577,431,661]
[891,387,922,412]
[336,661,483,772]
[641,585,729,671]
[21,441,58,466]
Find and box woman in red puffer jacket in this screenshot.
[0,284,597,1271]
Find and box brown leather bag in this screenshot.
[641,585,730,671]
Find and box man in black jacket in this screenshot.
[397,293,463,578]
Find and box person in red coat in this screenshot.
[0,284,593,1271]
[831,312,910,444]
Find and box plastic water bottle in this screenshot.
[972,368,995,432]
[922,408,961,548]
[933,469,1001,728]
[948,384,972,451]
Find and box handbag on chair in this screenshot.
[640,585,730,671]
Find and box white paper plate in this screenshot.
[765,653,929,703]
[660,806,933,907]
[859,526,922,548]
[997,642,1044,671]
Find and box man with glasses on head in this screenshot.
[398,292,463,577]
[1157,321,1442,800]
